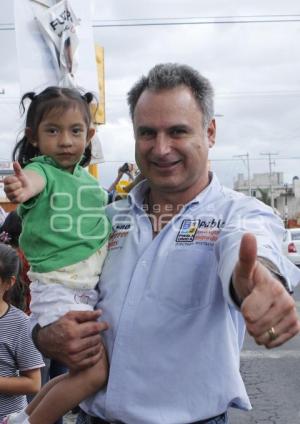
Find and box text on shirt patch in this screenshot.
[176,218,225,245]
[108,224,131,250]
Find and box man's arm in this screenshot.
[34,310,109,371]
[4,161,45,204]
[232,233,300,348]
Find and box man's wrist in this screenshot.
[230,257,294,308]
[229,279,243,308]
[257,256,293,294]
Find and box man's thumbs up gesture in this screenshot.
[4,161,45,204]
[232,233,300,348]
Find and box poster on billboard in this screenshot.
[14,0,104,162]
[14,0,99,94]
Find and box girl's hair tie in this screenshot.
[0,231,12,244]
[83,92,94,104]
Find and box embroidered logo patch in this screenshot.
[108,224,131,250]
[176,219,199,242]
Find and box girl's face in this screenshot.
[30,105,95,172]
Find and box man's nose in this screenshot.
[152,133,171,156]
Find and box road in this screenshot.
[229,284,300,424]
[64,286,300,424]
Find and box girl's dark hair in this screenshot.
[0,243,25,310]
[13,87,96,168]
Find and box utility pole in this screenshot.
[260,152,278,209]
[284,183,289,228]
[234,153,251,196]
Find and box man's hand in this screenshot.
[36,310,109,371]
[4,162,44,203]
[232,233,300,348]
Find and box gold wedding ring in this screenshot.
[267,326,278,341]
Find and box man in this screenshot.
[35,64,300,424]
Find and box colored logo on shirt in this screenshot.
[108,224,131,250]
[176,220,199,242]
[175,217,225,245]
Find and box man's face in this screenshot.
[134,86,216,198]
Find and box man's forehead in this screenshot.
[133,87,203,126]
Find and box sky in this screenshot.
[0,0,300,189]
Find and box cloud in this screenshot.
[1,0,300,189]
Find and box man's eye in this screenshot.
[170,128,187,136]
[139,129,155,138]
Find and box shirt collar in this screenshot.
[128,179,150,209]
[128,172,223,211]
[30,155,81,175]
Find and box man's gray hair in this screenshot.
[127,63,214,128]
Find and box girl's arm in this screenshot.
[4,162,45,204]
[0,368,41,395]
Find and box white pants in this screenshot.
[29,282,99,327]
[29,245,107,327]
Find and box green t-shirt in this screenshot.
[18,156,111,273]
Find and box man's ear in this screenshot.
[86,127,96,145]
[207,119,216,148]
[25,127,38,147]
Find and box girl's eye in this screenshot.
[46,128,58,135]
[73,127,84,135]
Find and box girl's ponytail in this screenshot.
[19,91,36,115]
[83,92,94,104]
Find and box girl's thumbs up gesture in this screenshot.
[4,162,45,204]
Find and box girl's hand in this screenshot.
[4,162,45,203]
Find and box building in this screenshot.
[0,163,16,213]
[234,172,300,227]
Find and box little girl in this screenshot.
[0,243,44,422]
[3,87,111,424]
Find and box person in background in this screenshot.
[107,162,140,198]
[0,243,44,423]
[0,210,68,423]
[0,206,7,226]
[31,64,300,424]
[3,86,110,424]
[0,211,29,312]
[0,211,30,312]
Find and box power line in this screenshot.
[2,14,300,31]
[84,17,300,28]
[106,90,300,103]
[92,14,300,22]
[210,156,300,161]
[102,157,300,164]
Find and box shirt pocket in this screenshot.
[148,247,214,312]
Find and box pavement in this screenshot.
[63,287,300,424]
[229,284,300,424]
